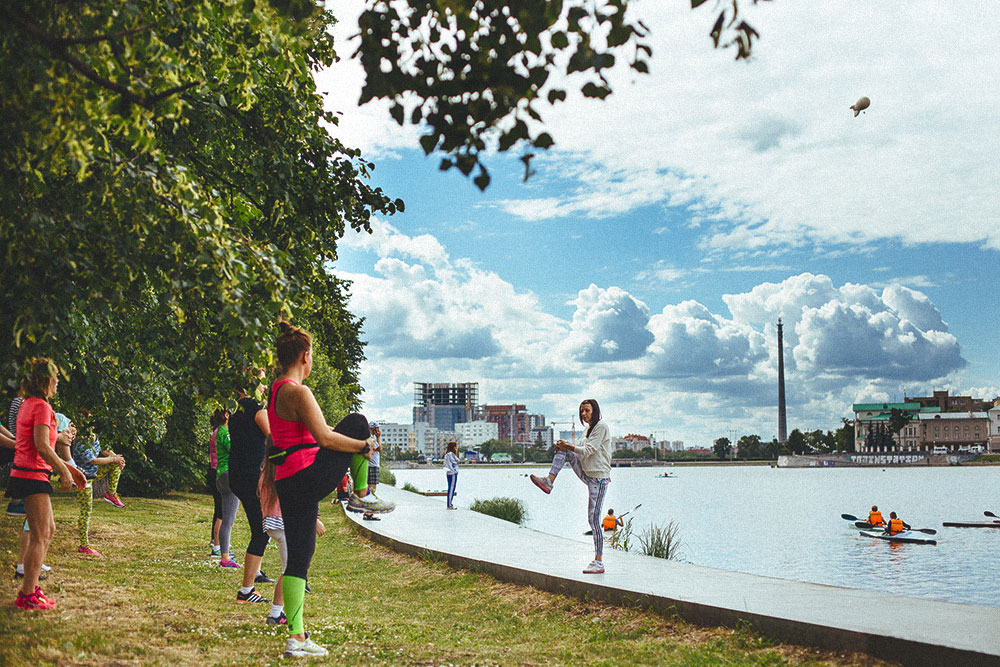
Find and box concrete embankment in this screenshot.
[347,485,1000,666]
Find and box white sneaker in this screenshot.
[346,492,395,514]
[583,560,605,574]
[284,636,328,658]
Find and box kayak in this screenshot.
[942,521,1000,528]
[859,530,936,545]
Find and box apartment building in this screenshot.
[918,412,989,452]
[456,420,498,447]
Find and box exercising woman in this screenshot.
[6,358,86,609]
[530,399,612,574]
[268,321,392,658]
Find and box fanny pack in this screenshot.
[12,464,52,477]
[266,438,319,466]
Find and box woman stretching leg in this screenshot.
[530,399,612,574]
[268,321,393,658]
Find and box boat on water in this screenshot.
[858,530,937,545]
[942,520,1000,528]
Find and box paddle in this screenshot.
[845,513,936,534]
[584,503,642,535]
[985,511,999,520]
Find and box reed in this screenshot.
[469,496,527,525]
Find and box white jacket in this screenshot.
[575,421,611,478]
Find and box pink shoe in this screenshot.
[219,558,243,569]
[15,590,55,610]
[103,492,125,508]
[77,545,103,558]
[529,474,553,494]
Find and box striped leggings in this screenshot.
[77,462,121,547]
[548,451,610,557]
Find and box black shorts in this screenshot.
[6,476,53,499]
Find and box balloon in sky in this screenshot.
[850,96,871,117]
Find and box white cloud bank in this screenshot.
[337,222,972,443]
[318,1,1000,253]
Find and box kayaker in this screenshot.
[885,512,905,535]
[867,505,884,527]
[602,509,622,531]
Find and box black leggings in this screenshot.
[275,412,369,580]
[229,472,269,557]
[207,467,222,541]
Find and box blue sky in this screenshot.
[318,1,999,445]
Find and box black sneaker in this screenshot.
[254,570,275,584]
[266,611,287,625]
[304,580,311,594]
[236,587,269,604]
[13,570,47,581]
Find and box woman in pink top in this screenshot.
[5,358,86,610]
[267,321,387,658]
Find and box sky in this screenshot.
[313,1,999,446]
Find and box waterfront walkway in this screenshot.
[348,485,1000,666]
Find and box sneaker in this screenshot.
[77,545,103,558]
[284,636,328,658]
[529,474,553,494]
[103,492,125,508]
[236,587,269,604]
[346,492,395,514]
[15,590,55,610]
[5,500,25,517]
[209,545,221,559]
[219,558,243,569]
[13,569,48,581]
[266,611,287,625]
[304,580,311,594]
[40,563,51,572]
[254,570,275,584]
[34,586,52,604]
[583,560,605,574]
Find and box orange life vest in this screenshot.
[602,516,618,531]
[887,518,905,535]
[868,511,884,527]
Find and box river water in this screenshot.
[392,465,1000,608]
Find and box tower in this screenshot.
[777,318,787,443]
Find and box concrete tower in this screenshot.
[777,319,787,443]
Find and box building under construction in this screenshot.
[413,382,479,432]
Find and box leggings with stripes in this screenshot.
[548,450,610,557]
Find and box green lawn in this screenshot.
[0,492,884,666]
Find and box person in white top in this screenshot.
[530,399,612,574]
[443,441,459,509]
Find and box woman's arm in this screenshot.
[254,407,270,437]
[0,424,13,449]
[286,384,369,454]
[34,424,85,490]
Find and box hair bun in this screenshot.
[277,320,293,335]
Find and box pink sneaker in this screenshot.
[219,558,243,569]
[15,590,55,610]
[103,492,125,508]
[529,474,553,494]
[77,545,103,558]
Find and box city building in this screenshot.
[917,412,989,453]
[988,400,1000,452]
[853,402,924,453]
[529,425,554,447]
[622,433,650,451]
[377,422,417,457]
[671,440,685,452]
[905,390,992,413]
[413,382,478,432]
[477,404,540,443]
[456,420,498,447]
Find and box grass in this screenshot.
[0,493,885,666]
[637,521,683,560]
[469,496,527,525]
[378,466,396,486]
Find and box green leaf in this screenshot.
[581,82,611,99]
[533,133,554,149]
[547,89,567,104]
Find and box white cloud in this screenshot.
[317,1,1000,252]
[562,285,655,362]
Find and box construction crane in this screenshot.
[549,417,578,446]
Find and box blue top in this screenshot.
[71,435,102,477]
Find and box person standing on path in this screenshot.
[267,320,391,658]
[444,441,459,510]
[228,381,274,603]
[6,358,86,609]
[530,399,612,574]
[367,421,381,496]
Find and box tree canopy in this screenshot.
[2,0,763,493]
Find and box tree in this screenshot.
[713,437,732,461]
[2,1,766,493]
[737,434,763,459]
[835,418,856,453]
[888,408,911,447]
[786,429,807,455]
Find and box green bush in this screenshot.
[379,466,396,486]
[402,482,418,493]
[470,497,526,525]
[638,521,683,560]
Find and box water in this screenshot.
[392,465,1000,608]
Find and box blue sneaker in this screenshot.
[5,500,25,517]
